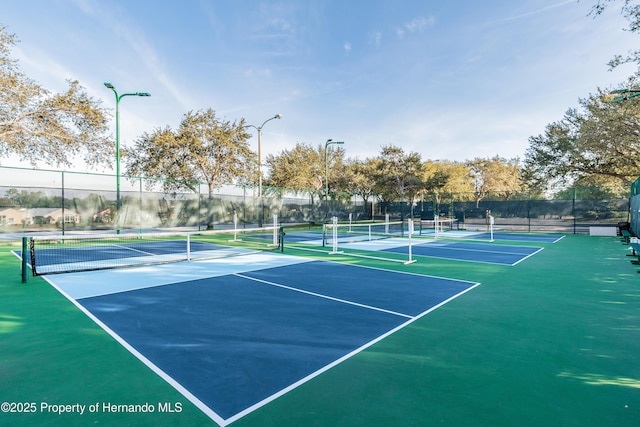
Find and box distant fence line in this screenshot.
[0,166,631,234]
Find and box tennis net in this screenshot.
[323,220,405,246]
[27,226,282,276]
[418,217,458,235]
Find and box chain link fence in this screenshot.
[0,166,630,235]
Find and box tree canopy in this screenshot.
[126,109,253,193]
[0,25,111,168]
[264,142,346,201]
[591,0,640,70]
[125,109,253,228]
[374,145,423,203]
[523,88,640,189]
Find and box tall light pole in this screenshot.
[104,82,150,234]
[325,139,345,200]
[245,114,282,225]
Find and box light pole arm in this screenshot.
[244,114,282,199]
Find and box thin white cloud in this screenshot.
[405,15,436,33]
[396,15,436,39]
[487,0,576,25]
[369,31,383,47]
[344,42,352,53]
[12,46,75,90]
[72,0,196,110]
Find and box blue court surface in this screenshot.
[45,253,479,425]
[385,241,544,265]
[465,232,564,243]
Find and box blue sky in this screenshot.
[2,0,638,173]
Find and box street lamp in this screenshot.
[245,114,282,225]
[324,139,345,200]
[104,82,150,234]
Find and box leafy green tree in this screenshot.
[467,156,522,207]
[0,25,111,168]
[437,161,476,200]
[125,109,253,229]
[591,0,640,70]
[421,160,452,210]
[374,145,423,217]
[343,158,380,204]
[264,142,346,201]
[523,89,640,188]
[265,143,322,199]
[419,160,477,214]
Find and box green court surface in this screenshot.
[1,234,639,426]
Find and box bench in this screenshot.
[629,242,640,273]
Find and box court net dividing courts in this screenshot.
[285,219,560,265]
[320,218,459,245]
[26,226,282,275]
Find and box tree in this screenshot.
[467,156,522,207]
[523,88,640,188]
[342,158,380,219]
[125,109,253,229]
[591,0,640,70]
[0,25,111,168]
[420,160,452,212]
[344,158,380,204]
[437,161,476,198]
[374,145,423,217]
[264,142,346,202]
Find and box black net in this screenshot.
[29,226,281,275]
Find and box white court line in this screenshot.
[511,247,545,266]
[234,273,414,319]
[414,242,541,256]
[223,281,482,426]
[55,253,313,299]
[44,251,482,426]
[40,274,227,426]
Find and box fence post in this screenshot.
[528,190,531,232]
[21,236,28,283]
[61,170,65,236]
[139,177,143,235]
[573,187,577,234]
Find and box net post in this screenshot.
[322,223,327,248]
[21,236,28,283]
[233,212,238,241]
[385,214,390,234]
[272,214,278,246]
[489,215,495,242]
[404,218,417,265]
[332,216,338,253]
[187,233,192,261]
[329,216,342,254]
[279,226,285,252]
